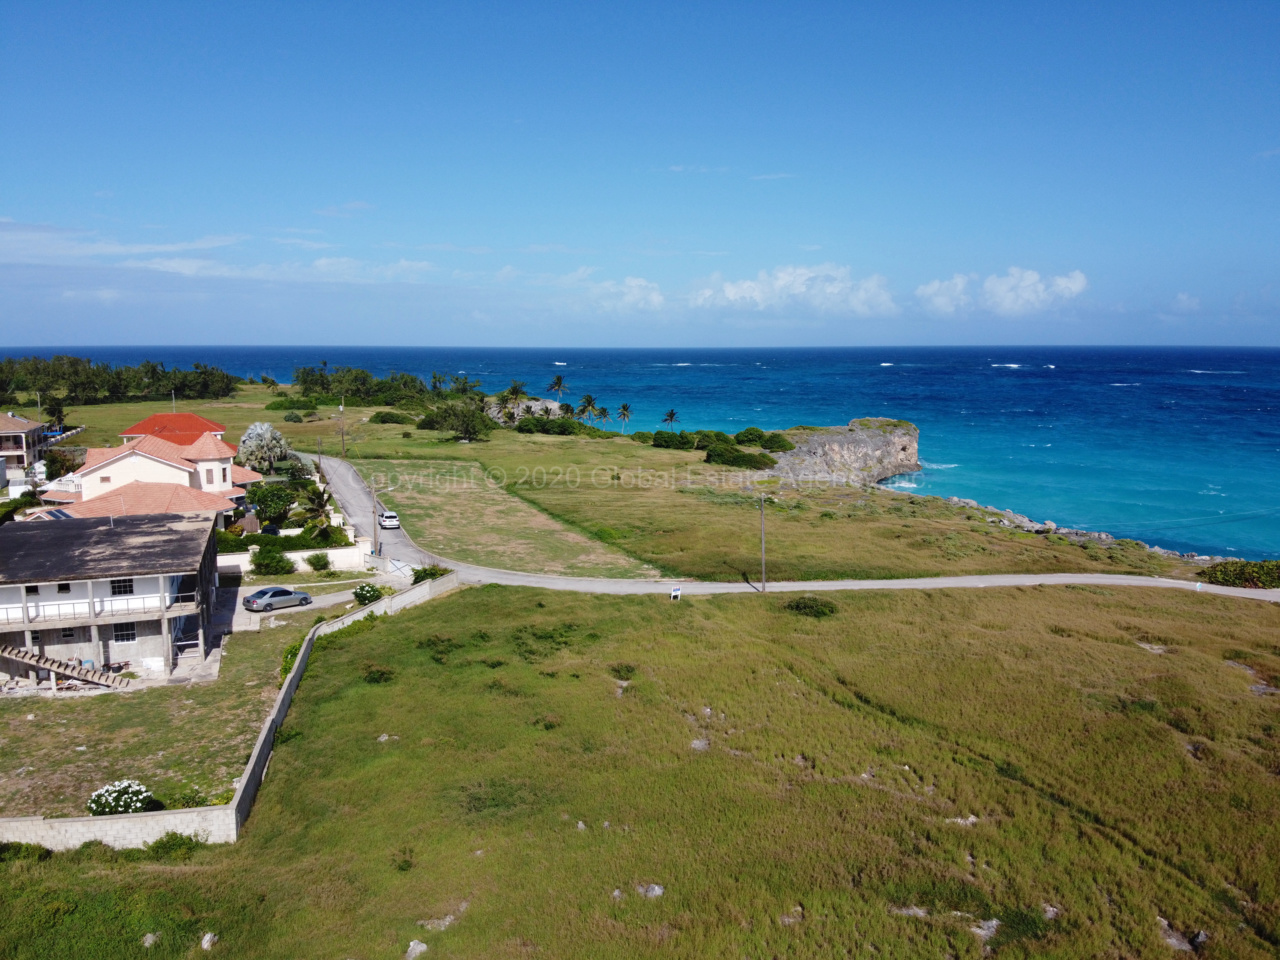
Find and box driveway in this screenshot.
[318,456,1280,605]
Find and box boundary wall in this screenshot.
[0,571,460,850]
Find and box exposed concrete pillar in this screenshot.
[22,629,35,682]
[161,616,172,674]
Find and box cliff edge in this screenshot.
[771,417,921,484]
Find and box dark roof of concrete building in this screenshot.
[0,513,214,585]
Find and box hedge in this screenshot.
[761,431,796,452]
[516,416,617,438]
[216,528,351,554]
[704,444,778,470]
[369,410,416,425]
[734,427,766,446]
[264,397,317,410]
[1199,560,1280,589]
[652,430,696,450]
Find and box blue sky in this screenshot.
[1,1,1278,346]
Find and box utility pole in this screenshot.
[171,389,176,413]
[760,490,767,592]
[339,395,346,458]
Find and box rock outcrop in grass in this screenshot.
[770,417,921,484]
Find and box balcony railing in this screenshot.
[0,592,200,625]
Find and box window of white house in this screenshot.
[25,585,38,595]
[113,622,137,643]
[60,627,75,640]
[206,468,214,484]
[221,467,228,482]
[57,583,71,593]
[100,475,111,483]
[109,578,135,596]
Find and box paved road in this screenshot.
[320,456,1280,605]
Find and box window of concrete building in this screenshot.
[25,585,38,595]
[57,583,70,593]
[221,467,228,482]
[109,578,134,596]
[205,468,213,484]
[113,622,137,643]
[60,627,75,640]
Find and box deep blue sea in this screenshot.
[10,346,1280,560]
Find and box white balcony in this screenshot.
[0,592,199,626]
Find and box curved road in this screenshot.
[320,456,1280,605]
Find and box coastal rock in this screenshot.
[771,418,920,485]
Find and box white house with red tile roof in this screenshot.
[25,482,238,521]
[41,432,261,512]
[119,412,227,447]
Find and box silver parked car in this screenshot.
[243,586,312,612]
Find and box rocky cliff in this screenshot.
[770,418,921,485]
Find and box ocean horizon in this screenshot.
[6,344,1279,561]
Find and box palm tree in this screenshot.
[292,485,333,538]
[239,422,290,473]
[546,375,567,402]
[576,394,597,423]
[617,403,632,434]
[507,380,529,407]
[662,409,679,427]
[596,406,611,429]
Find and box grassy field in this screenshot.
[0,605,315,818]
[5,584,1279,958]
[342,430,1189,582]
[351,459,661,578]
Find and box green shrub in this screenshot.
[783,594,838,618]
[304,552,331,572]
[516,416,618,438]
[704,444,777,469]
[354,582,382,605]
[217,528,350,554]
[630,431,654,444]
[369,410,415,425]
[608,663,636,681]
[1200,560,1280,589]
[144,831,207,862]
[652,429,696,450]
[693,430,735,450]
[760,431,795,452]
[251,549,296,575]
[264,397,317,410]
[734,426,766,446]
[412,564,452,584]
[168,789,209,809]
[362,663,395,683]
[283,410,303,423]
[280,639,303,680]
[0,842,52,863]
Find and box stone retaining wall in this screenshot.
[0,571,461,850]
[216,543,367,574]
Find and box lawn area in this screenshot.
[0,606,316,818]
[342,430,1189,582]
[6,584,1279,958]
[351,459,661,578]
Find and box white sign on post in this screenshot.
[670,586,682,601]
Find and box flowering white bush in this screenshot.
[353,583,382,606]
[87,779,156,816]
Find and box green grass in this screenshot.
[7,584,1279,958]
[340,430,1188,582]
[0,607,315,817]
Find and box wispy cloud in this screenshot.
[666,164,728,174]
[692,264,898,316]
[421,242,494,254]
[750,173,794,180]
[0,219,246,262]
[315,200,373,218]
[122,256,437,284]
[1171,292,1201,313]
[272,237,336,250]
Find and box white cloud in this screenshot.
[593,276,664,310]
[915,273,973,314]
[0,220,245,262]
[692,263,898,316]
[751,173,794,180]
[123,255,436,284]
[272,237,335,250]
[979,267,1087,315]
[1171,292,1201,313]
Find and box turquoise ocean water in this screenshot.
[11,346,1279,560]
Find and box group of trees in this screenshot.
[291,363,481,405]
[0,356,240,406]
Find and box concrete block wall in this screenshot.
[0,570,460,850]
[216,543,367,574]
[0,806,236,851]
